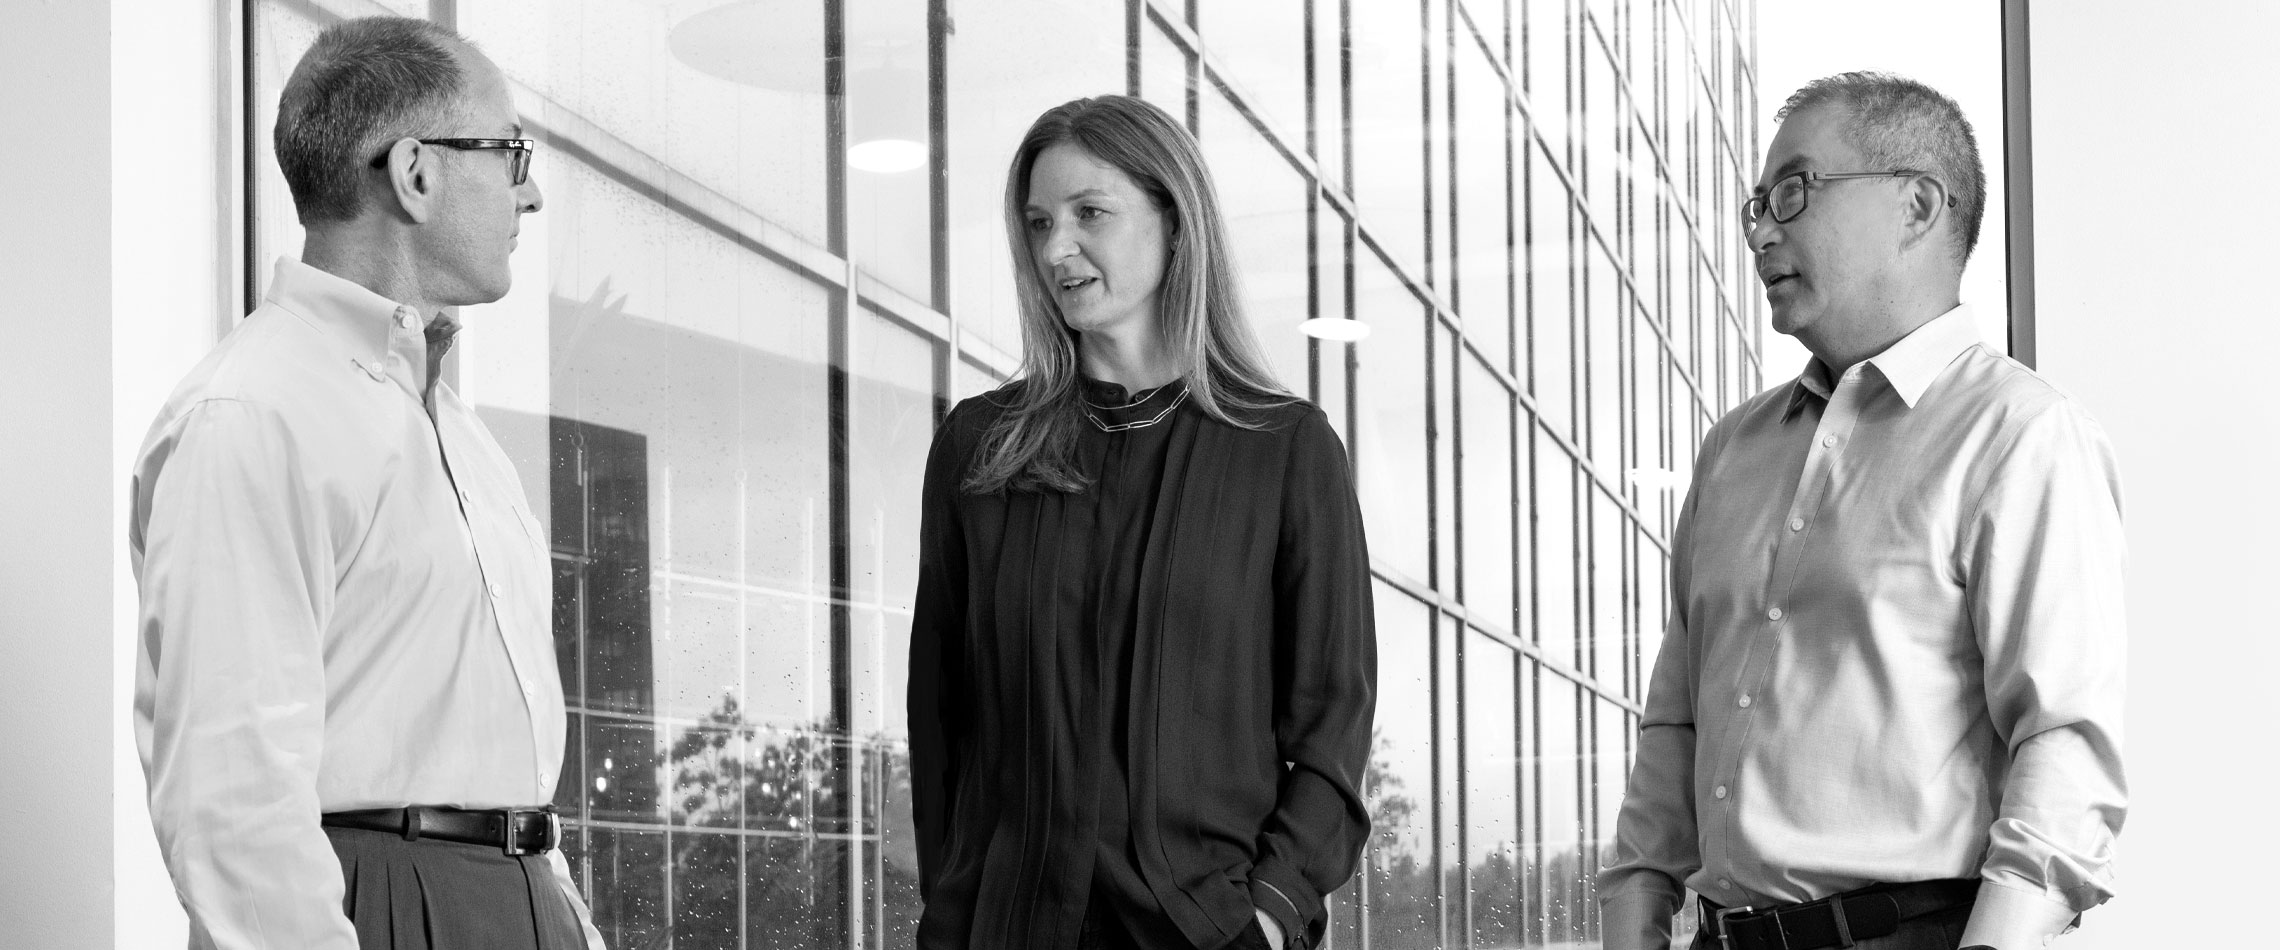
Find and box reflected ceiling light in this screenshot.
[667,0,814,91]
[846,63,927,174]
[1299,317,1372,342]
[670,1,929,176]
[848,139,927,174]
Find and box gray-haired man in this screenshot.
[1600,73,2127,950]
[130,16,603,949]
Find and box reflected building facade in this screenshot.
[246,0,1761,947]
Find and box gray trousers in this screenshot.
[326,826,586,950]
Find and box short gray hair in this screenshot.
[1777,71,1986,265]
[274,16,471,224]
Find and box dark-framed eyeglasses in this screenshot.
[1743,169,1953,227]
[369,137,536,185]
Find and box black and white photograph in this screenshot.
[3,1,2268,949]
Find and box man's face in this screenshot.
[419,49,542,307]
[1747,103,1903,342]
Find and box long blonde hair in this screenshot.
[964,95,1294,495]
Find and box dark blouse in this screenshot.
[908,378,1376,950]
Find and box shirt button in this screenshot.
[521,679,535,696]
[1767,606,1784,621]
[1714,785,1729,799]
[1719,878,1734,891]
[1737,695,1752,708]
[396,309,417,329]
[459,488,471,504]
[1821,435,1838,448]
[489,582,503,598]
[1787,516,1804,532]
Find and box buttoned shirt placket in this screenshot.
[375,304,555,800]
[1702,363,1869,894]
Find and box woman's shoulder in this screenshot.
[944,380,1029,432]
[1220,393,1335,441]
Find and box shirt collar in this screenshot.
[264,257,424,371]
[1865,304,1982,408]
[1781,304,1982,421]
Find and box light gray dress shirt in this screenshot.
[129,258,605,950]
[1600,306,2127,950]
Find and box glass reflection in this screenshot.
[1454,40,1513,370]
[1196,0,1307,147]
[1201,91,1313,386]
[1364,583,1437,948]
[846,0,933,299]
[947,0,1123,359]
[244,1,1765,946]
[1466,634,1521,945]
[1462,356,1518,634]
[1348,0,1425,275]
[1535,672,1586,945]
[1354,251,1429,582]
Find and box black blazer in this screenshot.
[908,387,1377,950]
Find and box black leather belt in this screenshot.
[322,805,562,856]
[1701,879,1977,950]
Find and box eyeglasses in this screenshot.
[1743,169,1952,227]
[369,137,536,185]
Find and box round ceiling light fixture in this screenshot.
[1298,317,1372,342]
[847,138,926,174]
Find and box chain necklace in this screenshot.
[1081,385,1190,433]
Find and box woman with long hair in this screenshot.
[907,95,1376,950]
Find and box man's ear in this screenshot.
[377,137,438,225]
[1897,174,1948,250]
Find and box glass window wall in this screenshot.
[245,1,1761,946]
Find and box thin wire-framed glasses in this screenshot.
[369,138,536,185]
[1743,169,1952,227]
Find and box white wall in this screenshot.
[0,2,116,947]
[2029,2,2280,947]
[110,0,234,944]
[2,1,221,945]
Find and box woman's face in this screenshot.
[1021,142,1172,339]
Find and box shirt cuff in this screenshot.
[1600,886,1683,950]
[1957,879,2081,950]
[1250,877,1308,949]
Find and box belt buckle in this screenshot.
[502,807,560,857]
[1712,904,1756,950]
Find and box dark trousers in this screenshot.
[325,826,586,950]
[1691,899,1974,950]
[1075,899,1277,950]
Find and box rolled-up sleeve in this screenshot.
[1248,408,1377,950]
[130,398,358,950]
[1956,399,2128,950]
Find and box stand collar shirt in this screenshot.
[130,258,595,949]
[1600,306,2128,950]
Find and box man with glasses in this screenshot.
[129,16,602,950]
[1600,72,2126,950]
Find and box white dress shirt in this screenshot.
[1600,306,2127,950]
[130,258,605,950]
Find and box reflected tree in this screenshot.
[595,693,923,950]
[1352,730,1604,949]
